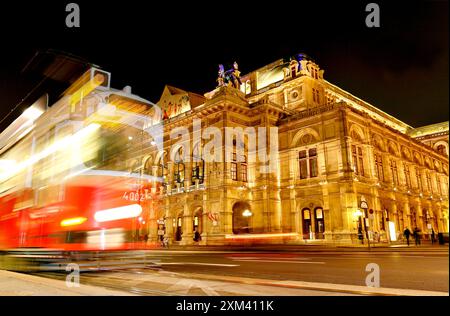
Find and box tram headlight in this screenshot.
[60,217,87,227]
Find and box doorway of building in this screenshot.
[314,207,325,239]
[302,208,312,240]
[193,207,203,234]
[175,215,183,241]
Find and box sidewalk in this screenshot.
[0,270,132,296]
[1,268,446,296]
[159,243,449,252]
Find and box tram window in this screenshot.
[36,185,60,207]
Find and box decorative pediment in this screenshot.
[371,134,385,151]
[291,128,320,147]
[413,151,423,165]
[424,156,433,169]
[401,146,412,161]
[388,141,400,157]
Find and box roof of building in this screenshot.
[407,121,449,138]
[158,85,206,108]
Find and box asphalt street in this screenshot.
[27,246,448,295]
[145,247,449,292]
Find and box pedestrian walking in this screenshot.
[163,234,169,248]
[193,228,201,243]
[413,227,421,246]
[403,227,411,246]
[431,228,436,244]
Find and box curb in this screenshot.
[180,272,449,296]
[0,270,133,296]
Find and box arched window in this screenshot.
[245,80,251,95]
[415,167,422,191]
[374,153,384,182]
[144,156,153,176]
[352,145,364,176]
[192,143,204,185]
[157,153,168,185]
[390,159,399,186]
[404,163,411,189]
[174,147,185,187]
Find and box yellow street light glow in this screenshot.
[354,209,363,217]
[225,233,297,239]
[94,204,142,222]
[242,209,252,217]
[61,217,87,227]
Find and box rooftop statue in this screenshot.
[216,61,242,89]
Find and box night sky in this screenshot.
[0,0,448,132]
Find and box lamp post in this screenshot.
[354,209,364,244]
[360,196,371,250]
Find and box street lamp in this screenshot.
[360,196,371,250]
[354,209,364,244]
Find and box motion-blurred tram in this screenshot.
[0,68,164,254]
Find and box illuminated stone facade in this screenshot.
[147,54,449,245]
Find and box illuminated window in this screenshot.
[352,145,364,176]
[240,155,248,182]
[299,148,318,179]
[174,148,185,187]
[374,153,384,182]
[192,144,204,185]
[245,80,251,95]
[230,141,247,182]
[309,148,318,178]
[231,162,237,181]
[299,150,308,179]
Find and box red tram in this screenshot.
[0,68,164,254]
